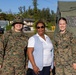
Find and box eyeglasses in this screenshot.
[36,26,45,29]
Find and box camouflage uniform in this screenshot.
[54,30,76,75]
[0,30,28,75]
[72,37,76,64]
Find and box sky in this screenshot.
[0,0,76,13]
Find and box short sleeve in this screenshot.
[27,37,35,47]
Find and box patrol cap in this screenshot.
[12,16,24,26]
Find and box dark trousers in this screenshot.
[27,66,50,75]
[52,66,55,75]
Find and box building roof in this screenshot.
[58,1,76,12]
[24,18,35,22]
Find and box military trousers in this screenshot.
[55,65,76,75]
[2,64,26,75]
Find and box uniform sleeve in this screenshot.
[72,36,76,63]
[68,32,76,63]
[53,37,58,61]
[0,32,10,65]
[0,34,4,65]
[27,37,35,47]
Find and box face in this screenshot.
[14,23,23,32]
[59,19,67,31]
[36,23,45,36]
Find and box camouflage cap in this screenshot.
[12,16,24,26]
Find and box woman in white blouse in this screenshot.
[27,20,54,75]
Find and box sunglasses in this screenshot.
[36,26,45,29]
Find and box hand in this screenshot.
[54,62,56,66]
[25,65,28,71]
[33,65,40,75]
[73,63,76,70]
[50,68,52,72]
[0,65,2,68]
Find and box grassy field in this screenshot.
[25,31,54,40]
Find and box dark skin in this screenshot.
[27,23,45,75]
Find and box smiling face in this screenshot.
[36,23,45,36]
[14,23,23,32]
[58,19,67,32]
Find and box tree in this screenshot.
[23,6,26,13]
[0,13,7,20]
[50,10,56,22]
[28,6,34,18]
[32,0,38,20]
[45,8,51,22]
[6,14,14,21]
[6,24,12,31]
[0,9,2,13]
[18,6,23,14]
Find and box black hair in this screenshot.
[58,17,67,24]
[35,20,46,28]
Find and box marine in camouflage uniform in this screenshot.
[54,17,76,75]
[54,30,76,75]
[0,16,28,75]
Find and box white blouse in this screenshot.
[28,33,54,69]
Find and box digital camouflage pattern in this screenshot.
[72,37,76,64]
[12,15,24,26]
[0,30,28,75]
[54,30,76,75]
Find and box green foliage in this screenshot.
[6,14,14,21]
[33,0,38,20]
[0,13,7,20]
[6,24,12,31]
[47,22,55,30]
[0,9,2,12]
[47,22,52,30]
[32,20,38,33]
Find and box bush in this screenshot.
[6,24,12,31]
